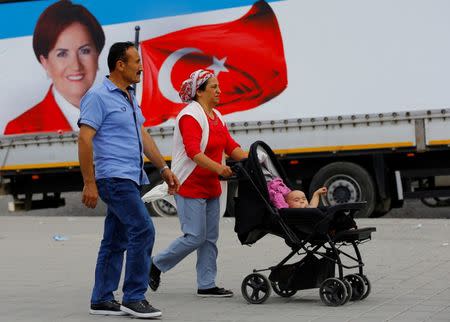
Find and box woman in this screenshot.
[149,69,247,297]
[4,0,104,135]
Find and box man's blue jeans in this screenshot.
[91,178,155,304]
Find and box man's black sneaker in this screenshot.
[89,300,127,316]
[149,262,161,291]
[120,299,162,318]
[197,287,234,297]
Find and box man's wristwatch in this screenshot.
[159,165,170,174]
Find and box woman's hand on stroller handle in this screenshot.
[217,164,233,178]
[218,163,246,181]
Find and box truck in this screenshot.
[1,0,450,217]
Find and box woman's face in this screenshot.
[40,22,99,107]
[199,76,221,106]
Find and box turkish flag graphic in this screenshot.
[140,0,287,126]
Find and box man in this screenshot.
[78,41,179,319]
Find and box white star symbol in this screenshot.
[207,56,229,77]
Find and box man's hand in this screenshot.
[161,169,180,195]
[82,182,98,208]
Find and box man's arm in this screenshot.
[78,125,98,208]
[141,126,180,194]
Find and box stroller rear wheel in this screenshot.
[241,273,271,304]
[319,278,348,306]
[344,274,366,301]
[270,281,297,297]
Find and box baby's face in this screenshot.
[286,190,309,208]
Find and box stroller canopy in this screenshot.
[234,141,294,244]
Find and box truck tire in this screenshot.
[147,197,178,217]
[371,198,392,217]
[309,162,376,218]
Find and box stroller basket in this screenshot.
[269,252,336,290]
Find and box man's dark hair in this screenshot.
[107,41,135,72]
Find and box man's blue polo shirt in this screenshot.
[78,77,149,185]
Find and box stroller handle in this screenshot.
[218,162,247,181]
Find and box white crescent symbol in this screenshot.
[158,47,203,103]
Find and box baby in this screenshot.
[267,177,327,209]
[285,188,327,208]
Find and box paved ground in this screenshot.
[0,215,449,322]
[1,192,450,218]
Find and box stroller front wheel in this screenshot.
[241,273,271,304]
[344,274,366,301]
[341,278,353,304]
[319,277,348,306]
[357,274,371,300]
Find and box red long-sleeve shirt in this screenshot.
[178,113,239,198]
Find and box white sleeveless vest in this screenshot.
[171,101,228,215]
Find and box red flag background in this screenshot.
[140,0,287,126]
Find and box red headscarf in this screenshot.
[179,69,214,103]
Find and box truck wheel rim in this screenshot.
[150,199,177,217]
[324,175,361,205]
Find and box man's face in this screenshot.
[121,46,142,84]
[286,190,309,208]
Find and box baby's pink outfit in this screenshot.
[267,177,292,209]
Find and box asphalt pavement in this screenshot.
[1,208,449,322]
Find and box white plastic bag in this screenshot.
[141,181,228,217]
[141,182,177,208]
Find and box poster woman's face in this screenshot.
[40,22,99,107]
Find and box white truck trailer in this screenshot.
[1,0,450,217]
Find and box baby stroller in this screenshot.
[232,141,376,306]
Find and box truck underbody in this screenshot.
[2,109,450,217]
